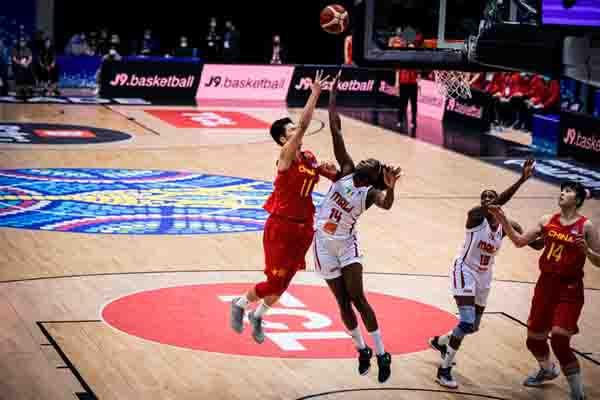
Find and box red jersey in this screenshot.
[263,150,319,222]
[539,213,588,279]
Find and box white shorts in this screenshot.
[450,260,492,307]
[313,231,363,280]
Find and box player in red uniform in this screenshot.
[489,181,600,400]
[230,70,338,344]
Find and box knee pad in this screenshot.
[526,337,550,359]
[550,334,577,367]
[452,305,476,337]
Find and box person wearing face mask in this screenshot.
[268,34,286,65]
[37,37,60,96]
[95,45,122,95]
[97,28,109,56]
[174,36,193,57]
[11,37,35,98]
[204,17,221,61]
[222,20,240,64]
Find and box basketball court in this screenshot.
[1,101,599,400]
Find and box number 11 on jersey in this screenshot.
[301,178,316,198]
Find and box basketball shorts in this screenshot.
[313,230,363,280]
[256,214,314,298]
[450,260,492,307]
[528,274,584,335]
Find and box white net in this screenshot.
[433,70,472,99]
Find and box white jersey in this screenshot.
[455,218,504,274]
[315,174,370,240]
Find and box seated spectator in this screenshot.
[65,32,92,56]
[521,76,560,131]
[87,31,99,55]
[174,36,194,57]
[12,37,35,98]
[139,29,159,56]
[36,37,59,96]
[388,27,406,49]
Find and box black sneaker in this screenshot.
[428,336,447,358]
[357,346,372,376]
[436,366,458,389]
[376,352,392,383]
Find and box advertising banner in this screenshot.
[100,59,202,102]
[196,64,295,103]
[559,111,600,165]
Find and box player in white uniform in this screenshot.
[314,72,402,383]
[429,159,544,389]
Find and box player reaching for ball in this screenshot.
[428,159,543,389]
[229,70,339,344]
[488,181,599,400]
[313,71,401,383]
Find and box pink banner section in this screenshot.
[197,64,295,103]
[417,79,446,121]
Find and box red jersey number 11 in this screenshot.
[301,178,316,198]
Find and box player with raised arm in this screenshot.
[428,160,542,388]
[313,71,402,383]
[489,181,598,400]
[230,71,338,344]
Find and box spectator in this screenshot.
[139,29,159,56]
[268,34,286,64]
[36,37,59,96]
[11,37,35,98]
[204,17,221,61]
[344,34,353,65]
[174,36,194,57]
[0,39,8,96]
[222,20,240,63]
[65,32,92,56]
[108,34,121,55]
[87,31,99,55]
[97,28,109,56]
[388,27,406,48]
[521,76,560,131]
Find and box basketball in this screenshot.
[320,4,349,35]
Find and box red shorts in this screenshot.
[528,274,584,335]
[256,214,314,298]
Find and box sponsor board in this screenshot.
[197,64,295,102]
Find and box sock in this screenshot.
[369,329,385,355]
[254,302,270,318]
[442,346,457,368]
[566,372,584,398]
[235,296,250,309]
[438,332,452,346]
[349,327,366,350]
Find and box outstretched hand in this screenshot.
[312,69,332,94]
[383,165,402,188]
[487,205,507,222]
[521,159,535,181]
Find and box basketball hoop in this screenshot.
[433,70,472,100]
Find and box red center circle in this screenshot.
[102,283,457,358]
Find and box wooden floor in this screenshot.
[1,103,599,400]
